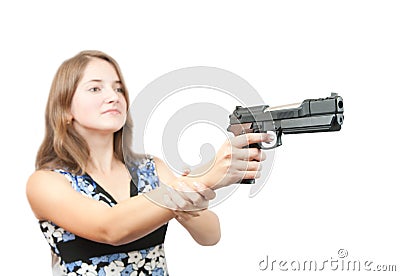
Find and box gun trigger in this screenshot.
[256,130,282,150]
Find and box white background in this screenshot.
[1,0,399,275]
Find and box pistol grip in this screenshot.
[240,143,260,184]
[241,179,256,184]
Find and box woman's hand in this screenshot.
[196,133,273,190]
[161,179,216,212]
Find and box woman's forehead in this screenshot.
[80,58,119,82]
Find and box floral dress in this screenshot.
[39,156,169,276]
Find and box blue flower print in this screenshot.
[42,157,168,275]
[152,267,165,276]
[121,264,134,275]
[63,231,75,242]
[137,157,160,193]
[90,255,109,266]
[76,176,97,197]
[65,260,83,272]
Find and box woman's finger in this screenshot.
[174,210,201,221]
[233,147,264,161]
[192,182,216,200]
[166,185,190,210]
[231,133,270,148]
[163,194,178,210]
[177,182,209,210]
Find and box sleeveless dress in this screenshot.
[39,156,169,276]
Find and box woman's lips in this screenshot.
[102,109,121,115]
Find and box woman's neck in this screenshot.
[83,132,118,175]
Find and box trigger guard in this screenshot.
[259,131,281,150]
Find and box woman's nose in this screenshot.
[104,86,119,103]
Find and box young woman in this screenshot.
[26,50,270,275]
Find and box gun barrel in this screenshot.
[229,93,344,134]
[268,94,343,119]
[270,94,344,134]
[277,113,343,134]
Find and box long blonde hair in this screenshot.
[36,50,133,174]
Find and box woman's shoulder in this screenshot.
[28,169,68,183]
[26,169,75,220]
[26,169,73,195]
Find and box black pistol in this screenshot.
[227,93,344,184]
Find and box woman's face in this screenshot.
[70,58,127,136]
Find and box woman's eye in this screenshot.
[88,87,101,92]
[115,87,125,93]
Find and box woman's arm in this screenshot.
[26,134,269,247]
[152,133,272,245]
[153,156,221,246]
[175,210,221,246]
[26,170,177,246]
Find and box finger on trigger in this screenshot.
[233,133,267,148]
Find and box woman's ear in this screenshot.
[66,113,73,125]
